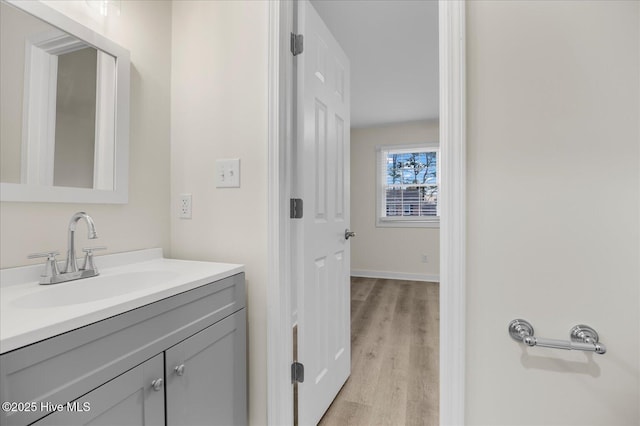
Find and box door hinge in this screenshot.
[291,33,304,56]
[291,362,304,383]
[290,198,303,219]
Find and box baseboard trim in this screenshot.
[351,269,440,283]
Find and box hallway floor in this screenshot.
[318,277,439,426]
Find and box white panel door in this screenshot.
[296,1,351,425]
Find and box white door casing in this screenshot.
[295,1,351,424]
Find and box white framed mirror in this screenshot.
[0,0,130,203]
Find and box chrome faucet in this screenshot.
[28,212,106,285]
[65,212,98,273]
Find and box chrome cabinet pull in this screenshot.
[151,378,164,391]
[508,319,606,355]
[174,364,185,376]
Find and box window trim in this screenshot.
[376,142,440,228]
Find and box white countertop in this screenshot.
[0,249,244,354]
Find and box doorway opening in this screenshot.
[265,1,466,425]
[309,1,440,424]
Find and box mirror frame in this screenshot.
[0,0,130,204]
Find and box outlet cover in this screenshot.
[216,159,240,188]
[179,193,192,219]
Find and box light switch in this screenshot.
[216,159,240,188]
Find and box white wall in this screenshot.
[170,2,268,425]
[0,1,172,268]
[466,1,639,424]
[351,120,440,280]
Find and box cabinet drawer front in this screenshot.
[165,310,247,426]
[32,354,164,426]
[1,273,245,426]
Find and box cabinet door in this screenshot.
[33,354,164,426]
[165,309,247,426]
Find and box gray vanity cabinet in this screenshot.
[0,273,246,426]
[32,354,165,426]
[165,310,247,426]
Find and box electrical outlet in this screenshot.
[421,254,428,263]
[179,193,192,219]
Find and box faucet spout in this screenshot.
[65,212,98,273]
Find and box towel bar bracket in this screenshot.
[569,324,599,345]
[508,319,534,342]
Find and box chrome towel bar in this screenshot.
[508,319,606,355]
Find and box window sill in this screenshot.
[376,218,440,229]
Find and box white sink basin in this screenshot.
[12,270,181,308]
[1,249,244,354]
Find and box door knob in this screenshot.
[345,229,356,240]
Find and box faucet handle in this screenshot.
[81,246,106,272]
[82,246,107,253]
[28,251,60,279]
[28,251,60,260]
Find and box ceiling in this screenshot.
[310,0,439,128]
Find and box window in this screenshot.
[377,143,439,227]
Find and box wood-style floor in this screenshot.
[318,277,439,426]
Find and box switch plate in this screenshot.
[216,159,240,188]
[179,193,192,219]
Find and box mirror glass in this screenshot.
[0,0,129,203]
[54,47,103,189]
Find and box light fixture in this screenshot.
[85,0,121,17]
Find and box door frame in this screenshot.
[266,1,467,424]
